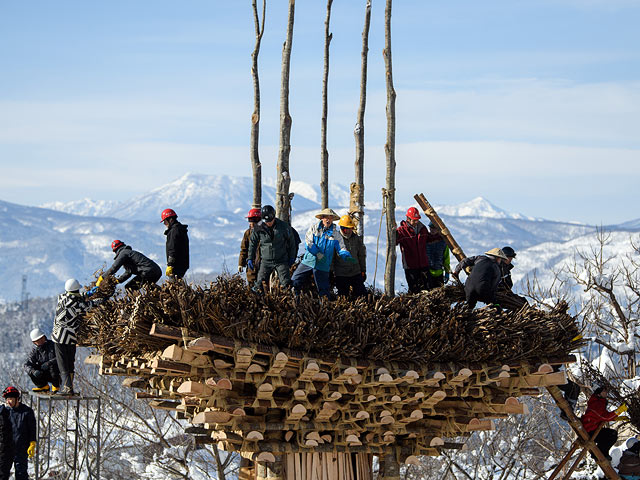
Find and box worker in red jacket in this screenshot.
[396,207,429,293]
[581,386,627,460]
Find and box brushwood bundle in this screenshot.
[80,276,583,365]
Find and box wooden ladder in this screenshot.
[547,386,621,480]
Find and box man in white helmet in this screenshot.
[52,279,97,396]
[24,329,59,393]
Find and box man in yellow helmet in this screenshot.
[333,215,367,298]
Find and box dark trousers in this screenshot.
[12,450,28,480]
[426,272,444,290]
[254,262,292,290]
[292,263,331,297]
[335,274,367,298]
[28,367,60,389]
[125,271,162,291]
[465,286,496,309]
[0,457,11,480]
[404,268,429,294]
[588,427,618,460]
[55,343,76,392]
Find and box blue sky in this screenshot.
[0,0,639,224]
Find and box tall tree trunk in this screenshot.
[383,0,397,297]
[320,0,333,210]
[276,0,295,223]
[250,0,266,209]
[352,0,371,238]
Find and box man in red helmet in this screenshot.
[396,207,430,293]
[2,387,36,480]
[239,208,261,285]
[98,240,162,291]
[161,208,190,279]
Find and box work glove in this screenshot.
[288,258,296,267]
[86,286,98,297]
[238,265,244,273]
[617,415,630,422]
[27,441,36,458]
[165,266,173,277]
[616,403,628,415]
[444,272,450,283]
[247,260,254,270]
[316,253,325,261]
[361,272,367,282]
[96,276,104,287]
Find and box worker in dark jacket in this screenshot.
[98,240,162,291]
[582,386,626,460]
[425,222,450,290]
[333,215,367,298]
[248,205,297,291]
[24,328,59,393]
[396,207,430,293]
[454,248,508,309]
[3,387,36,480]
[239,208,262,285]
[0,398,13,480]
[161,208,189,279]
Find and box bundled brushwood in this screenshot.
[80,276,584,365]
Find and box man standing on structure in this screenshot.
[453,248,508,309]
[97,240,162,291]
[0,396,13,480]
[425,222,450,290]
[239,208,262,285]
[396,207,430,293]
[2,387,36,480]
[248,205,297,291]
[292,208,355,298]
[333,215,367,298]
[53,279,96,396]
[161,208,190,279]
[24,328,59,393]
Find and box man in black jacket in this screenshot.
[24,328,59,393]
[2,387,36,480]
[161,208,190,279]
[454,248,508,309]
[98,240,162,291]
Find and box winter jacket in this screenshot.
[396,221,429,270]
[165,221,189,275]
[500,262,514,290]
[239,228,261,269]
[248,219,296,265]
[53,292,94,345]
[333,232,366,277]
[458,255,502,304]
[619,449,640,476]
[24,338,58,377]
[105,245,162,283]
[7,403,36,451]
[582,394,618,433]
[425,233,450,276]
[301,222,352,273]
[0,406,14,469]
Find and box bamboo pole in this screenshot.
[275,0,295,223]
[320,0,333,209]
[249,0,266,209]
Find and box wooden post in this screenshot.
[249,0,266,209]
[383,0,397,297]
[257,460,284,480]
[320,0,333,210]
[276,0,295,223]
[352,0,371,237]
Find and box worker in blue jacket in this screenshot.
[292,208,355,297]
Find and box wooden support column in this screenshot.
[257,460,284,480]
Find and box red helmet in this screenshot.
[3,386,20,399]
[406,207,421,220]
[246,208,261,220]
[161,208,177,222]
[111,239,124,252]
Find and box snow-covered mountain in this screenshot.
[436,197,539,221]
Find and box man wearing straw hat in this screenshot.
[453,248,508,309]
[292,208,355,298]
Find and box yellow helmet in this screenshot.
[338,215,356,229]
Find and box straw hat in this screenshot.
[315,208,340,221]
[485,248,508,260]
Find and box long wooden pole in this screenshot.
[319,0,333,210]
[383,0,397,297]
[250,0,266,209]
[275,0,295,223]
[413,193,466,262]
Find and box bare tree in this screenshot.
[352,0,372,237]
[320,0,333,209]
[275,0,296,223]
[250,0,267,209]
[383,0,397,296]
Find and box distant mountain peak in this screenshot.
[437,196,538,221]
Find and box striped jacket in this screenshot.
[52,292,93,345]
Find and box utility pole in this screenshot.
[21,275,29,311]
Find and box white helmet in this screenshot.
[30,328,45,342]
[65,278,81,292]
